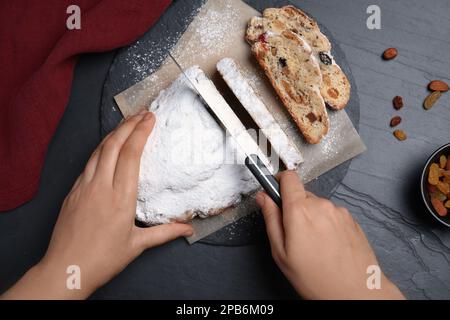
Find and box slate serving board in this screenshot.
[100,0,361,246]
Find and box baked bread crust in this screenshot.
[252,30,329,144]
[246,5,350,110]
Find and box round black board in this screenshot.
[100,0,360,246]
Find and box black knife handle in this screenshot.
[245,154,282,208]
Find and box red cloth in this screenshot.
[0,0,171,211]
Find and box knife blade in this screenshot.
[168,53,282,208]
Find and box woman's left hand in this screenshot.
[2,111,193,300]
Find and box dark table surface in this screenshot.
[1,0,450,299]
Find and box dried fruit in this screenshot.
[430,190,447,202]
[423,91,442,110]
[437,181,450,196]
[319,52,332,65]
[440,155,447,169]
[258,33,268,43]
[428,183,438,193]
[383,48,398,60]
[431,198,448,217]
[428,163,441,185]
[393,129,407,141]
[445,200,450,209]
[390,116,402,127]
[427,155,450,217]
[306,112,317,123]
[393,96,404,110]
[442,170,450,183]
[428,80,449,92]
[278,57,287,67]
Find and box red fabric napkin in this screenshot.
[0,0,171,211]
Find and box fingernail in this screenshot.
[255,192,265,207]
[138,109,148,115]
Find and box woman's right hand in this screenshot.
[256,171,404,300]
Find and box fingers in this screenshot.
[256,191,285,255]
[133,223,193,251]
[71,174,83,190]
[279,171,307,206]
[113,112,156,193]
[305,191,317,198]
[83,148,101,182]
[81,111,144,184]
[94,113,147,183]
[279,171,306,229]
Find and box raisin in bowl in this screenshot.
[420,143,450,227]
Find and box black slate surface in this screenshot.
[1,0,450,299]
[99,0,360,246]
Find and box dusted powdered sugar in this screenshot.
[217,58,303,170]
[136,66,258,225]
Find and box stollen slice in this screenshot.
[246,5,351,110]
[217,57,303,169]
[251,30,329,144]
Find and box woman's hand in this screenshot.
[256,171,404,300]
[2,111,193,299]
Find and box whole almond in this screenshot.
[424,91,442,110]
[393,129,407,141]
[393,96,404,110]
[428,80,449,92]
[390,116,402,127]
[383,48,398,60]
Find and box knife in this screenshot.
[168,53,282,208]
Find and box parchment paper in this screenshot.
[114,0,367,244]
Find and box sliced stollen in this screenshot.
[217,57,303,170]
[246,5,351,110]
[251,30,329,144]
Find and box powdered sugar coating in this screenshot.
[136,66,258,225]
[217,58,303,170]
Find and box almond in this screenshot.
[428,80,449,92]
[390,116,402,127]
[393,96,404,110]
[383,48,398,60]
